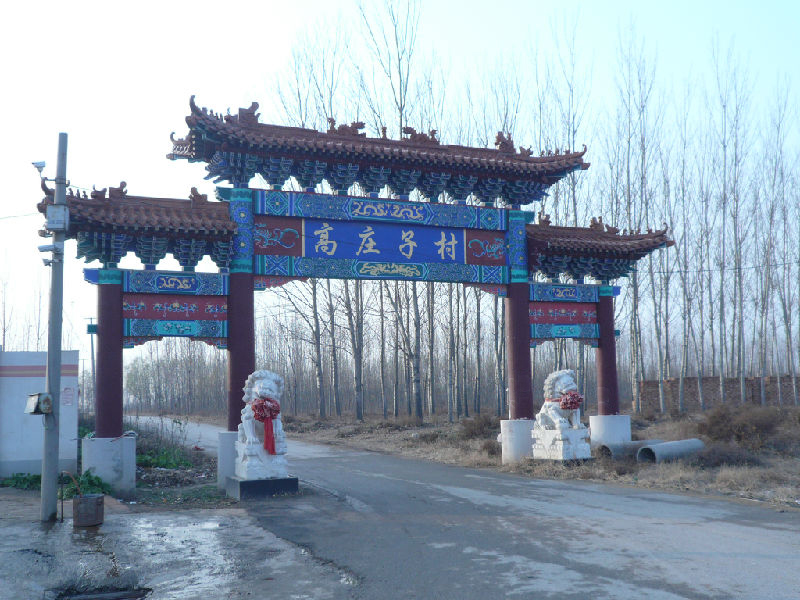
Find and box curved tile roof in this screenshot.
[38,182,236,241]
[527,216,673,262]
[169,97,589,183]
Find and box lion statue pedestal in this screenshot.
[532,369,591,461]
[226,370,298,499]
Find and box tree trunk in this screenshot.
[325,279,342,417]
[448,283,455,422]
[473,287,481,414]
[427,282,435,417]
[380,281,388,419]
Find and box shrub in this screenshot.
[481,439,501,457]
[416,431,440,443]
[698,406,780,451]
[460,414,499,439]
[0,473,41,490]
[690,442,762,468]
[59,471,112,499]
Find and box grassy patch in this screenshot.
[460,414,500,439]
[690,442,762,468]
[135,484,237,508]
[0,473,41,490]
[698,406,780,451]
[137,447,193,469]
[0,471,112,499]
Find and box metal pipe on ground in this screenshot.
[596,440,664,460]
[636,439,705,464]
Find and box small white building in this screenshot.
[0,350,79,477]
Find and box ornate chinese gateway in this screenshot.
[39,97,672,446]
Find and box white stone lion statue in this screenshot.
[235,370,288,479]
[536,369,585,430]
[532,369,590,461]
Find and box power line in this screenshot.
[652,259,799,275]
[0,213,39,220]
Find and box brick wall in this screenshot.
[640,375,799,413]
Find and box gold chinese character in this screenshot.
[314,222,337,256]
[357,225,380,256]
[398,230,417,259]
[435,231,458,261]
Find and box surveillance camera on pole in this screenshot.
[38,243,63,254]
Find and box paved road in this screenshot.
[138,417,800,599]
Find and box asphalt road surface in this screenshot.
[137,417,800,599]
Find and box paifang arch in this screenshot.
[39,98,672,437]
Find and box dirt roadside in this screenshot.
[277,407,800,509]
[124,406,800,509]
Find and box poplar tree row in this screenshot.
[6,2,797,418]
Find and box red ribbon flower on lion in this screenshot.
[250,396,281,455]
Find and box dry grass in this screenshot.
[284,407,800,509]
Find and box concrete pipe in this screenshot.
[597,439,664,460]
[636,439,705,464]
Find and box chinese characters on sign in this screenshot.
[529,285,603,341]
[399,230,417,259]
[252,213,508,283]
[305,219,465,264]
[314,222,337,256]
[435,232,458,260]
[122,294,228,321]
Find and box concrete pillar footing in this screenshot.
[589,415,631,447]
[499,419,535,464]
[81,436,136,498]
[217,431,238,489]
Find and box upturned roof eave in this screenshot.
[177,96,589,181]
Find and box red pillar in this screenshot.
[227,272,255,431]
[505,282,533,419]
[96,272,123,437]
[595,291,620,415]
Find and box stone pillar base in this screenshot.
[217,431,238,490]
[226,475,298,500]
[532,427,591,460]
[235,441,288,479]
[81,436,136,498]
[589,415,631,447]
[499,419,535,464]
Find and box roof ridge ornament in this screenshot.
[401,126,440,145]
[108,181,128,199]
[537,211,552,226]
[41,178,54,196]
[327,118,366,137]
[224,102,260,128]
[189,187,209,204]
[495,131,515,154]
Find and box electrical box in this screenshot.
[45,204,69,232]
[25,393,53,415]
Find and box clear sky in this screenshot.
[0,0,797,359]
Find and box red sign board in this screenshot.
[529,302,597,325]
[254,216,303,256]
[122,294,227,321]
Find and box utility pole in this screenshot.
[40,133,68,522]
